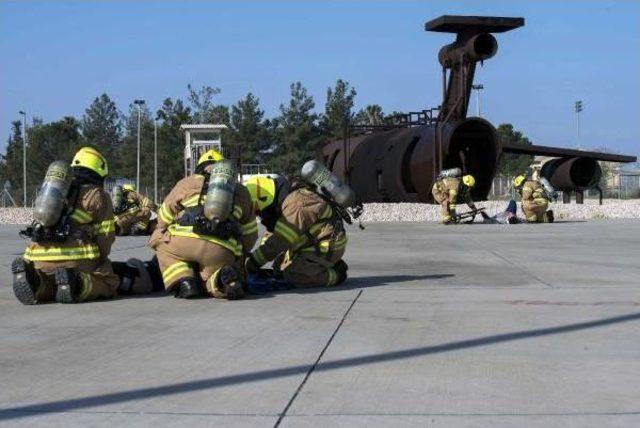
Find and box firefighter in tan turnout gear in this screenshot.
[150,150,258,299]
[431,169,478,224]
[11,147,152,305]
[513,175,555,223]
[112,184,156,236]
[245,160,361,288]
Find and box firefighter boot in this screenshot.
[333,260,349,286]
[174,277,205,299]
[112,258,153,295]
[215,265,244,300]
[11,258,40,305]
[546,210,555,223]
[54,268,81,304]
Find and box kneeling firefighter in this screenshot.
[431,169,478,224]
[244,160,363,288]
[513,175,555,223]
[149,150,258,299]
[12,147,153,305]
[112,184,157,236]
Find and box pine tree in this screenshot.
[496,124,534,178]
[81,93,122,160]
[229,93,266,166]
[322,79,357,141]
[268,82,321,175]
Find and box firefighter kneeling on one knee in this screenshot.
[431,171,478,224]
[149,150,258,299]
[12,147,153,305]
[112,184,156,236]
[513,175,555,223]
[244,160,360,288]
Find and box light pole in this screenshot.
[18,111,27,206]
[133,99,145,190]
[153,118,158,204]
[575,100,583,150]
[472,84,484,117]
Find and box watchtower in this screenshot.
[180,124,228,176]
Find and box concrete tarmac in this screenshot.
[0,221,639,427]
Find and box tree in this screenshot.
[229,93,266,165]
[81,93,122,159]
[268,82,321,175]
[496,124,534,178]
[115,103,155,190]
[187,84,224,124]
[26,117,86,202]
[355,104,384,126]
[322,79,357,141]
[155,97,193,197]
[1,121,24,203]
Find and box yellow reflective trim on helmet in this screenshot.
[23,244,100,261]
[167,224,242,256]
[123,184,135,192]
[514,175,526,187]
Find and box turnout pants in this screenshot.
[522,199,549,223]
[275,248,345,288]
[154,235,236,297]
[432,192,453,223]
[32,259,119,302]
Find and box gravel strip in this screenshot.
[2,200,639,225]
[361,200,640,222]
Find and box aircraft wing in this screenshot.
[501,143,637,163]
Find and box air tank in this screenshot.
[204,160,237,222]
[33,161,73,227]
[301,159,356,208]
[111,185,124,209]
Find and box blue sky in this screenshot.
[1,1,639,158]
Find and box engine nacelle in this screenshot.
[540,157,602,191]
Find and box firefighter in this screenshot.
[513,175,554,223]
[431,174,478,224]
[11,147,152,305]
[244,161,354,288]
[113,184,156,236]
[149,150,258,299]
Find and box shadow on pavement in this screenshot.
[2,311,639,421]
[286,274,454,294]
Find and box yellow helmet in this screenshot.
[513,175,526,188]
[197,149,224,167]
[245,176,276,212]
[123,183,136,192]
[71,147,108,178]
[462,175,475,188]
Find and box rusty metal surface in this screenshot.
[425,15,524,33]
[323,15,637,204]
